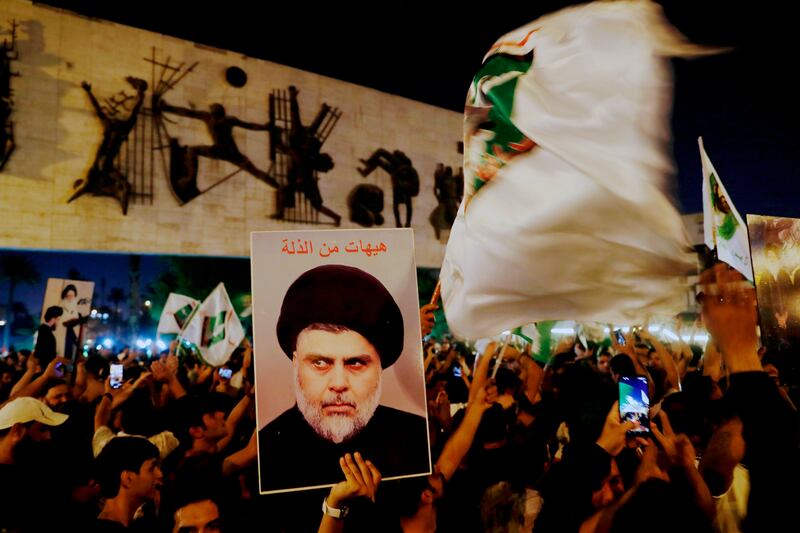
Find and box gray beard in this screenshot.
[294,369,382,444]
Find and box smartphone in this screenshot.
[219,367,233,379]
[619,376,650,435]
[614,329,626,346]
[110,364,123,389]
[453,366,462,377]
[55,361,74,378]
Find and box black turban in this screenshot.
[276,264,404,368]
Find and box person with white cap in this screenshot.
[0,396,69,531]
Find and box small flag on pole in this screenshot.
[699,137,753,281]
[181,283,244,367]
[157,293,200,334]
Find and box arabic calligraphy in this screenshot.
[281,238,388,257]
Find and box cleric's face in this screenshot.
[293,327,382,443]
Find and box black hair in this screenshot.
[610,479,713,533]
[44,306,63,321]
[94,437,159,498]
[162,482,224,533]
[42,378,68,397]
[173,394,229,444]
[548,351,576,370]
[60,284,78,300]
[610,354,636,378]
[476,403,511,445]
[84,354,109,379]
[120,390,162,437]
[427,373,448,388]
[494,367,522,395]
[383,475,434,518]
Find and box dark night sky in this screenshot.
[4,250,165,320]
[4,1,798,321]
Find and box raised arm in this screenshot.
[158,98,206,120]
[216,393,253,452]
[437,375,496,480]
[81,81,107,122]
[9,357,70,401]
[230,116,271,131]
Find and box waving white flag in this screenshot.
[441,0,706,338]
[181,283,244,366]
[156,293,199,334]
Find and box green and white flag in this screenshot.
[441,1,707,339]
[157,293,199,334]
[181,283,244,367]
[699,137,753,281]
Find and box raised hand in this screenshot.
[419,303,438,337]
[652,410,695,470]
[327,452,382,507]
[596,401,641,457]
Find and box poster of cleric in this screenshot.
[250,228,432,494]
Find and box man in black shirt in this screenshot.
[34,306,62,367]
[94,437,163,531]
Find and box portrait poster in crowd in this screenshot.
[251,228,431,494]
[40,278,94,361]
[747,214,800,363]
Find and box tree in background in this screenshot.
[146,255,253,336]
[109,287,126,338]
[0,253,41,350]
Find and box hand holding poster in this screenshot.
[251,228,431,494]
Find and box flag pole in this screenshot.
[491,336,511,379]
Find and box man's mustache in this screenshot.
[321,394,357,409]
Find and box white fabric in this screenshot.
[157,293,199,334]
[92,426,180,460]
[442,0,700,338]
[712,464,750,533]
[182,283,245,367]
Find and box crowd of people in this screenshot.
[0,263,798,532]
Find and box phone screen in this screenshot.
[55,362,65,378]
[110,364,123,389]
[619,376,650,435]
[614,329,626,346]
[219,368,233,379]
[453,366,462,377]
